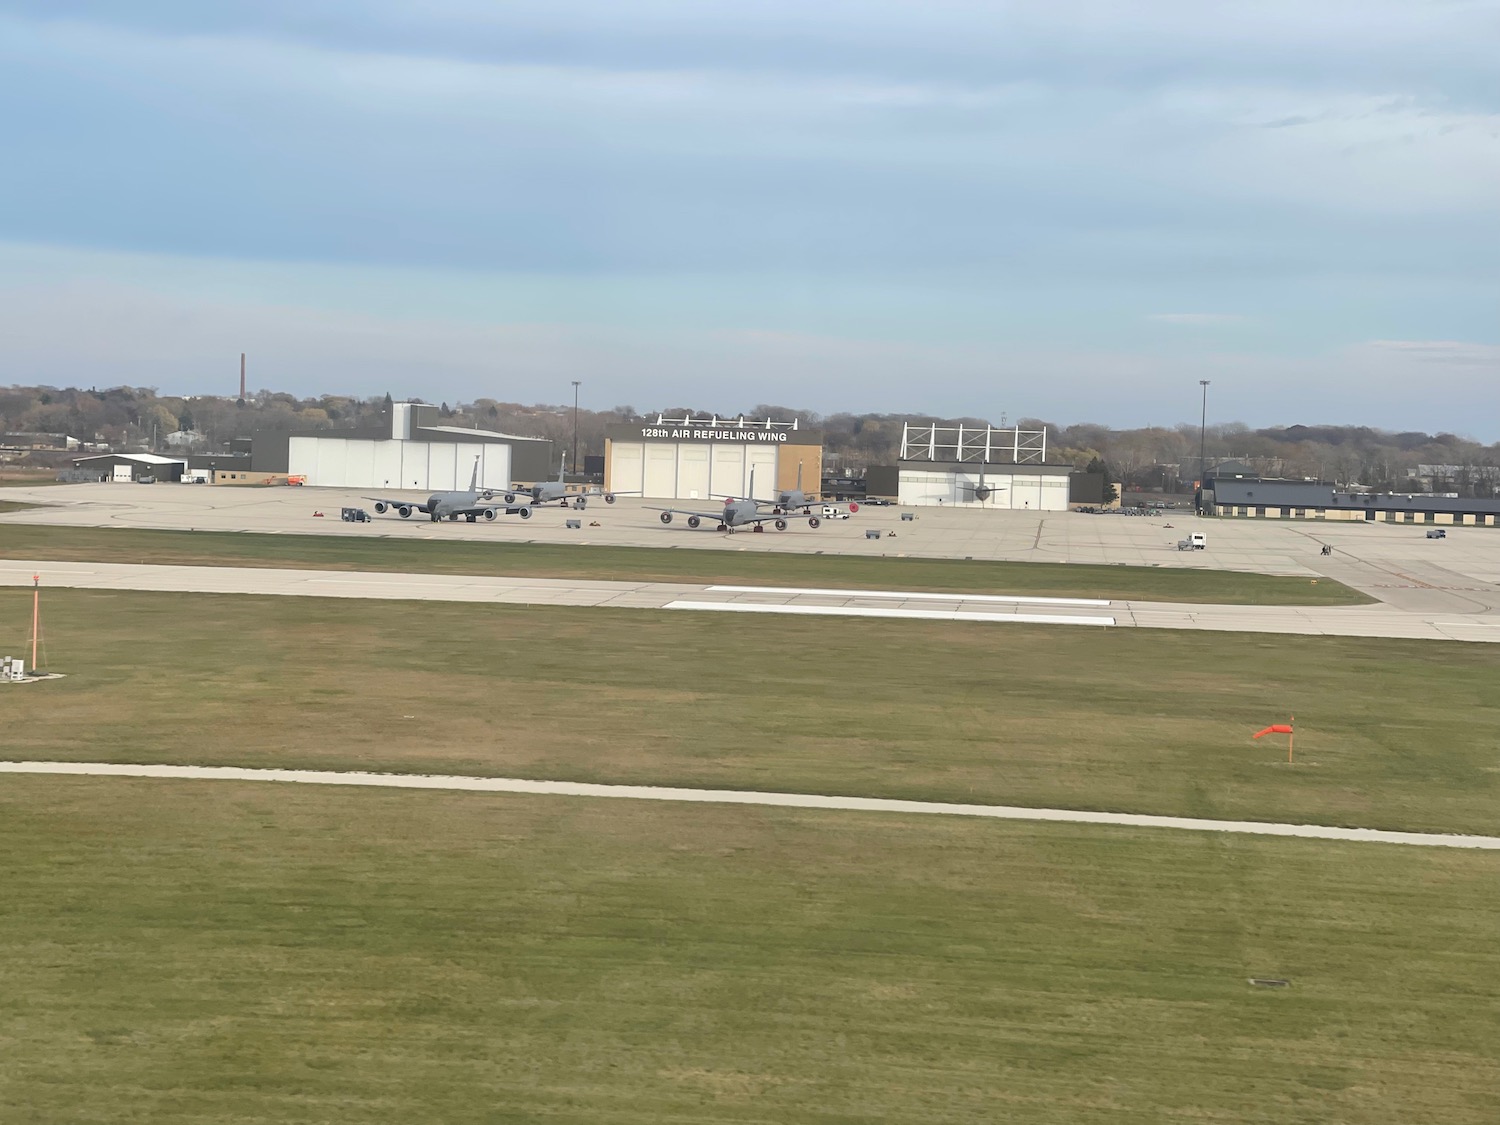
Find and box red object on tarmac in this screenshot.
[1252,724,1294,738]
[849,502,860,512]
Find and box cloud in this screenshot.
[1365,340,1500,366]
[0,5,1496,435]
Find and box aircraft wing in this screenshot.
[364,496,430,513]
[646,505,728,520]
[449,503,526,517]
[736,510,817,524]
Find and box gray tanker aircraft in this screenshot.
[504,460,638,509]
[762,462,852,514]
[649,469,823,533]
[366,460,534,523]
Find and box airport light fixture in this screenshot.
[571,380,582,474]
[1198,380,1210,511]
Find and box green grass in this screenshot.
[2,776,1496,1124]
[9,589,1499,835]
[0,523,1369,604]
[0,500,40,513]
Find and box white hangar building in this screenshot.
[252,402,554,490]
[604,415,824,501]
[895,422,1072,510]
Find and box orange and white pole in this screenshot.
[1288,716,1295,764]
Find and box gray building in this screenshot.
[251,402,554,491]
[1209,479,1500,526]
[896,422,1072,510]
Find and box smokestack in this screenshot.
[239,353,246,400]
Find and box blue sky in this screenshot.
[2,1,1497,434]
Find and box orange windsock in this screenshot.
[1252,724,1294,739]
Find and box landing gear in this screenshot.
[448,513,460,521]
[430,512,440,522]
[752,524,765,533]
[717,523,728,532]
[465,514,477,522]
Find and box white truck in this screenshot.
[1176,532,1207,551]
[821,505,851,520]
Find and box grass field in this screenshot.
[0,500,40,513]
[8,589,1499,835]
[0,523,1369,605]
[2,776,1496,1125]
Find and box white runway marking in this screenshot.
[4,761,1494,850]
[704,584,1111,607]
[667,600,1116,626]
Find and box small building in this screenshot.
[71,453,186,482]
[250,402,554,491]
[895,422,1072,510]
[604,414,823,501]
[3,432,79,451]
[1209,479,1500,526]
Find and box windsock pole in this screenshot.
[1288,716,1295,764]
[31,573,40,673]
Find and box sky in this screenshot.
[1,1,1497,435]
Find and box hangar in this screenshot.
[71,452,187,483]
[896,423,1072,510]
[251,402,554,491]
[604,415,823,501]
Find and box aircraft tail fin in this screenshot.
[557,456,567,483]
[469,457,480,492]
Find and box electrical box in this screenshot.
[2,657,24,681]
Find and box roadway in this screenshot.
[3,559,1498,642]
[4,761,1496,850]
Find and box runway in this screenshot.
[4,761,1496,850]
[3,558,1498,641]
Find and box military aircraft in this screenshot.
[762,462,830,514]
[959,463,1007,505]
[365,459,534,522]
[649,469,823,533]
[503,459,636,510]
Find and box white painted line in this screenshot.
[706,584,1110,607]
[3,761,1494,850]
[668,600,1115,626]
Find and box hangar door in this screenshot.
[609,442,645,495]
[711,446,745,499]
[746,447,777,503]
[643,444,678,497]
[676,445,711,500]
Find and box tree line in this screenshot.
[3,384,1496,495]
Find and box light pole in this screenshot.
[1198,380,1210,512]
[570,380,581,475]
